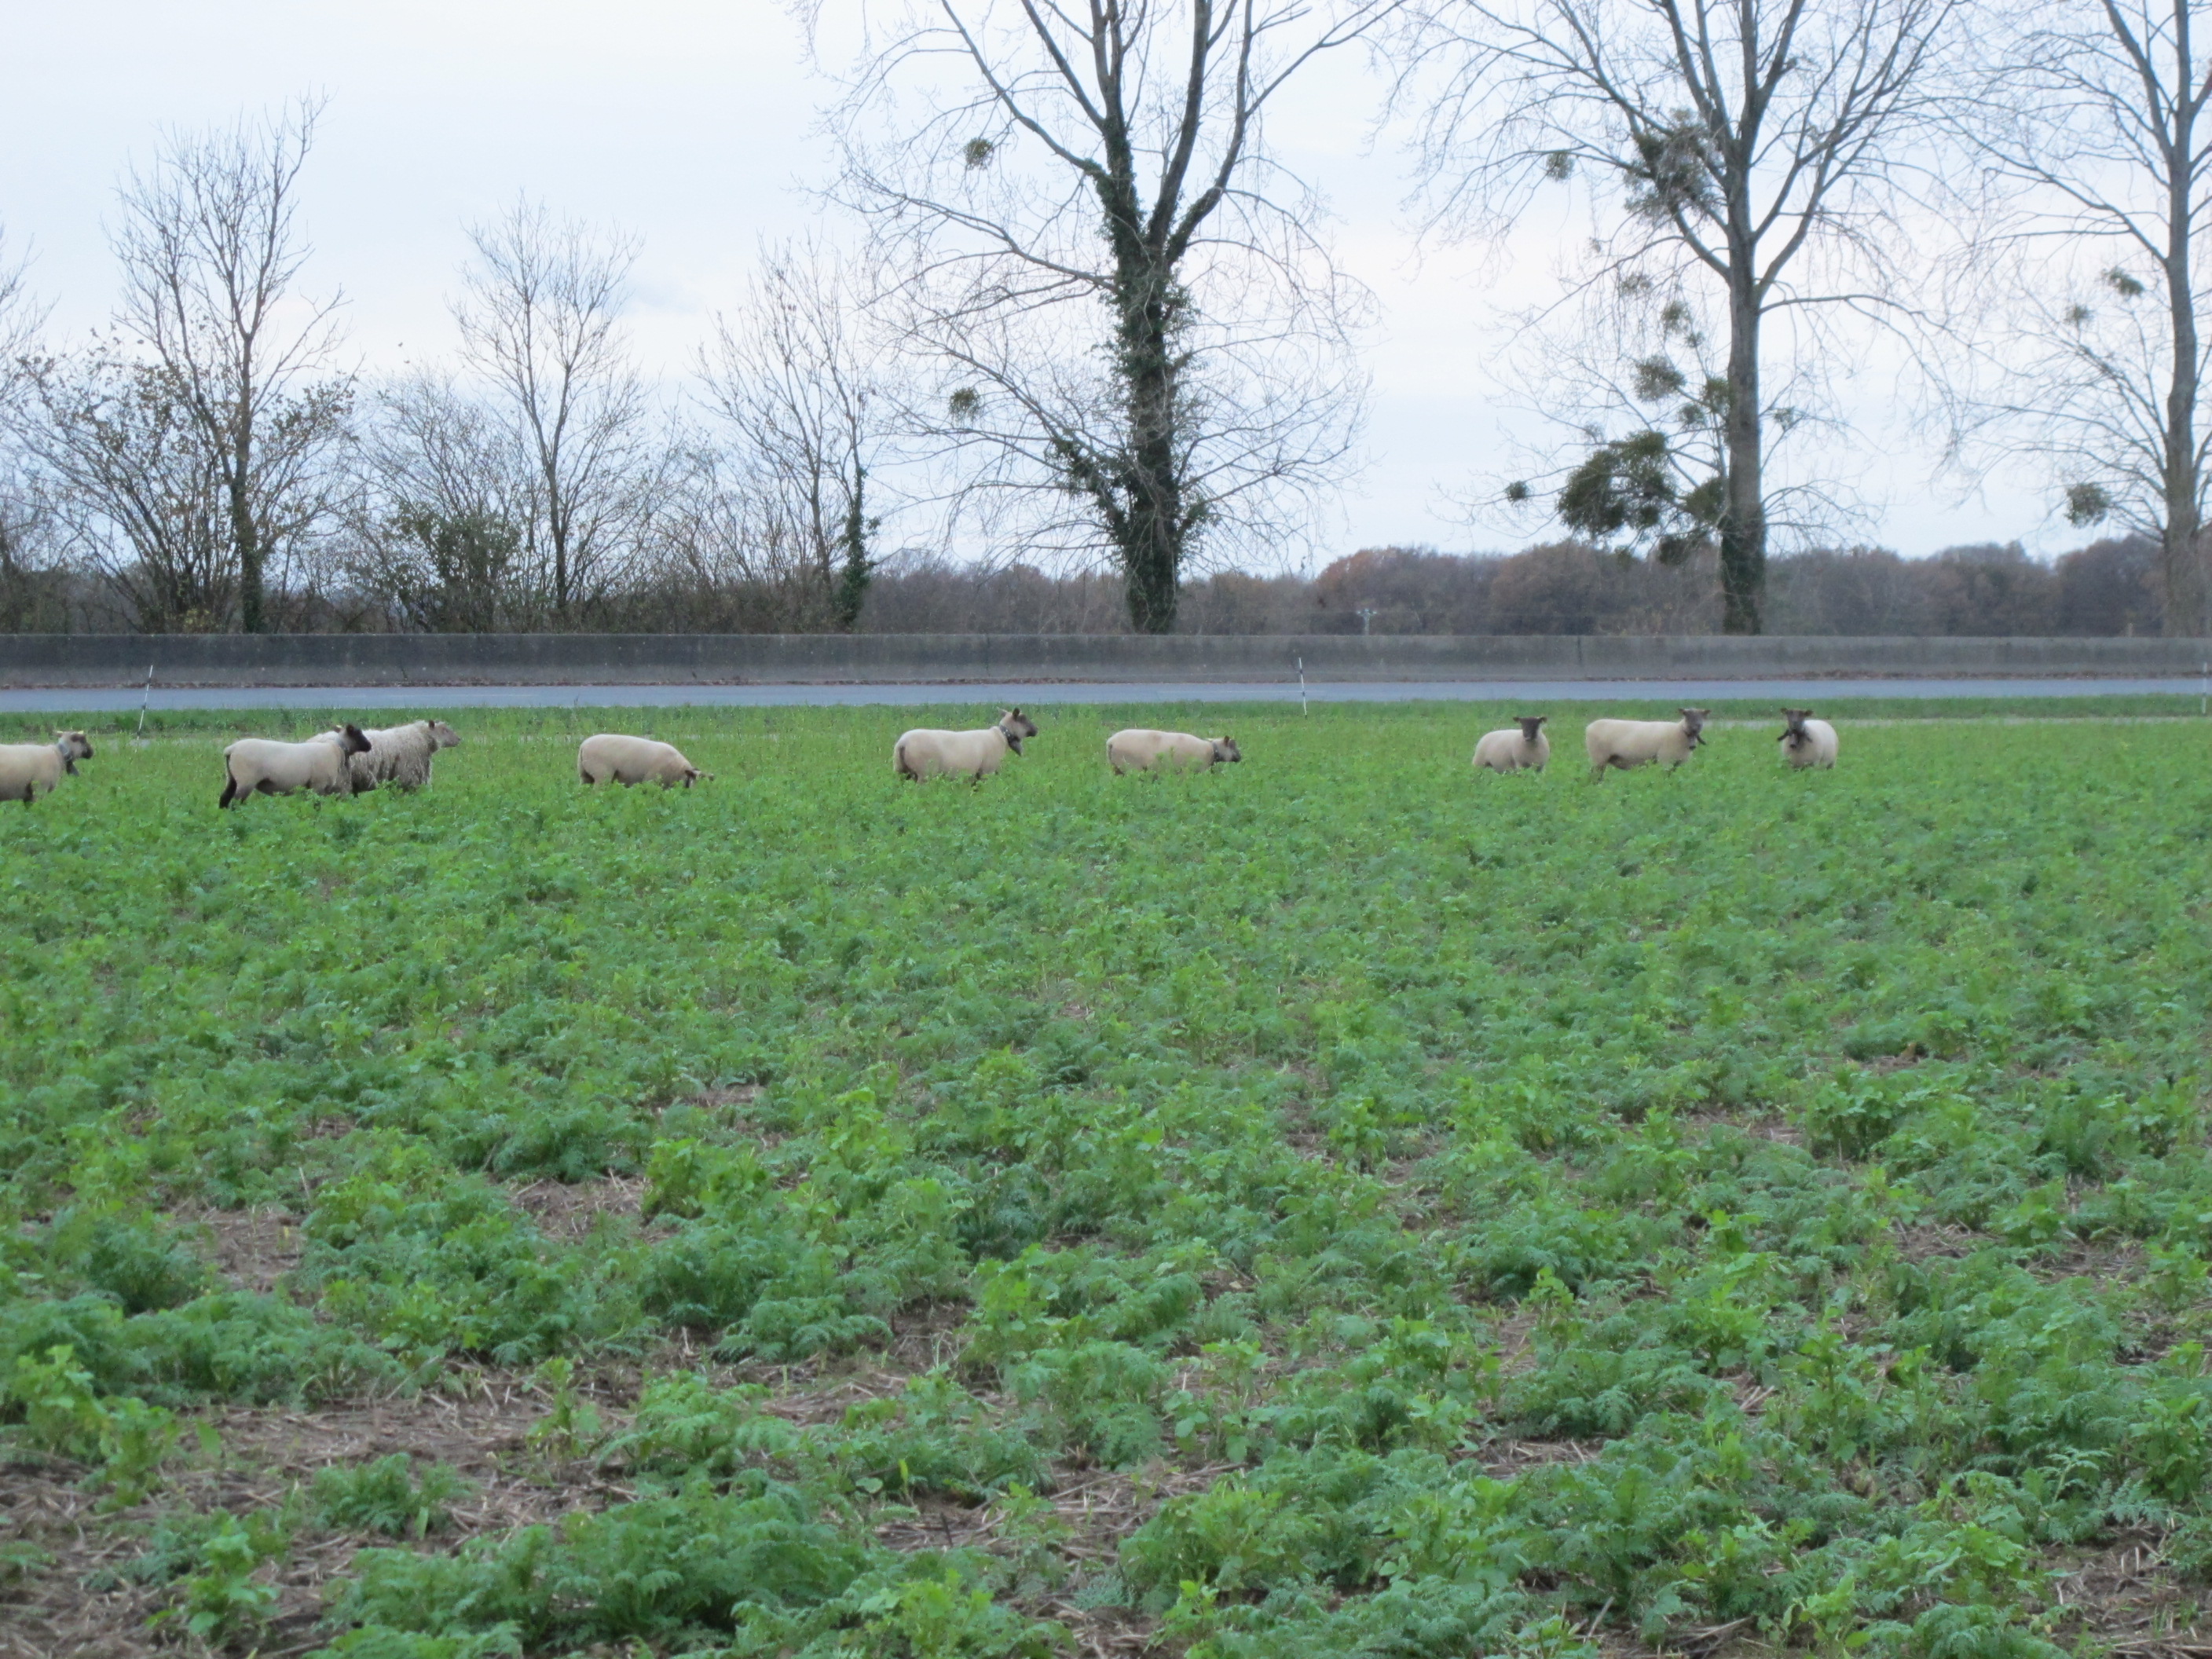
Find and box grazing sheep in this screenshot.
[578,734,706,789]
[1106,729,1241,774]
[337,720,462,793]
[1778,708,1839,770]
[1473,716,1550,774]
[0,731,94,807]
[220,725,372,808]
[1584,709,1708,781]
[892,709,1038,782]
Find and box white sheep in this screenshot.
[1778,708,1839,770]
[1472,716,1550,774]
[577,734,706,789]
[220,725,372,808]
[1106,729,1241,774]
[1584,709,1708,781]
[0,731,94,807]
[892,709,1038,782]
[338,720,462,793]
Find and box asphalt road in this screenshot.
[0,675,2207,714]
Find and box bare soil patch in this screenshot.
[180,1203,306,1295]
[504,1172,648,1243]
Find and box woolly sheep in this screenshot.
[892,709,1038,782]
[220,725,372,808]
[1472,716,1550,774]
[1778,708,1839,770]
[577,734,706,789]
[1584,709,1708,781]
[1106,729,1241,774]
[0,731,93,808]
[337,720,462,793]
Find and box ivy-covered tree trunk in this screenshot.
[832,459,873,632]
[1115,261,1185,635]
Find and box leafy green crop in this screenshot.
[5,703,2212,1654]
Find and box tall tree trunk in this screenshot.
[1719,266,1766,635]
[233,432,263,634]
[1116,259,1183,635]
[2164,2,2208,638]
[548,479,571,622]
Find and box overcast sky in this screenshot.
[0,0,2055,567]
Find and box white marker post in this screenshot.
[1298,656,1307,717]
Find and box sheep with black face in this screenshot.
[1584,709,1708,780]
[220,725,372,808]
[1473,716,1550,773]
[893,709,1038,782]
[0,731,94,807]
[1778,708,1838,770]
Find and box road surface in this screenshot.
[2,676,2207,713]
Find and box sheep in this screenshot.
[1106,729,1241,774]
[1778,708,1839,770]
[892,709,1038,782]
[336,720,462,793]
[1584,709,1708,781]
[220,724,372,808]
[1473,716,1550,774]
[577,734,707,789]
[0,731,94,807]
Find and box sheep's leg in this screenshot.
[218,770,239,809]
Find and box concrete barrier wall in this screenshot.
[4,632,2210,687]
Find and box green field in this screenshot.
[5,703,2212,1659]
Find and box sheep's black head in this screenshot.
[56,731,93,769]
[1780,708,1813,745]
[1679,708,1709,745]
[1516,716,1548,742]
[1213,736,1243,764]
[339,723,372,756]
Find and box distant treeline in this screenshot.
[0,533,2161,638]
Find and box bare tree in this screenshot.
[0,230,68,632]
[820,0,1384,632]
[342,373,539,631]
[456,199,657,623]
[631,438,851,628]
[1400,0,1956,632]
[24,350,239,630]
[1954,1,2212,637]
[111,101,350,632]
[701,241,894,630]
